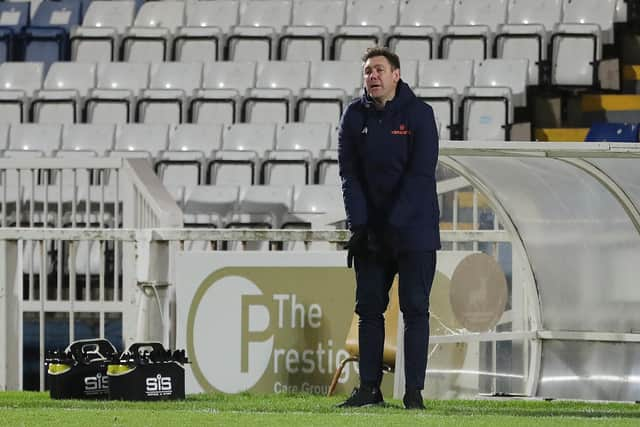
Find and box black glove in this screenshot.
[346,226,368,268]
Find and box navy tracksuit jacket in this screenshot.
[338,80,441,390]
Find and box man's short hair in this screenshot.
[362,47,401,70]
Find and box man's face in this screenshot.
[363,55,400,103]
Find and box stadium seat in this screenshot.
[473,59,529,107]
[0,2,30,62]
[400,59,418,88]
[111,123,169,162]
[226,0,291,61]
[418,59,475,95]
[191,61,256,124]
[397,0,453,33]
[506,0,563,32]
[85,62,150,123]
[156,123,223,187]
[0,62,44,123]
[183,184,239,228]
[121,1,185,62]
[440,25,491,61]
[227,184,294,250]
[390,0,453,60]
[3,123,61,193]
[255,61,309,94]
[550,23,601,87]
[31,62,96,123]
[6,123,62,156]
[296,60,361,125]
[209,122,276,185]
[414,87,458,140]
[331,0,398,60]
[71,1,136,62]
[242,61,309,123]
[387,26,438,61]
[283,184,344,250]
[136,62,203,124]
[261,122,331,185]
[461,59,528,140]
[56,123,116,187]
[497,0,562,85]
[23,0,82,70]
[243,88,293,123]
[280,0,345,60]
[316,149,339,184]
[311,59,363,91]
[417,59,474,139]
[562,0,616,45]
[461,86,513,140]
[440,0,507,60]
[174,0,239,62]
[59,123,115,156]
[494,24,546,86]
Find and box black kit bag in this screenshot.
[107,342,189,401]
[45,338,119,399]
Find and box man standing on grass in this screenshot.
[337,47,440,410]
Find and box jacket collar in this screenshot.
[361,79,414,113]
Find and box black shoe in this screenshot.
[336,385,384,408]
[403,388,425,410]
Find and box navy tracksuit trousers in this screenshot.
[354,250,436,390]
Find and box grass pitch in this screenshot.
[1,391,639,426]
